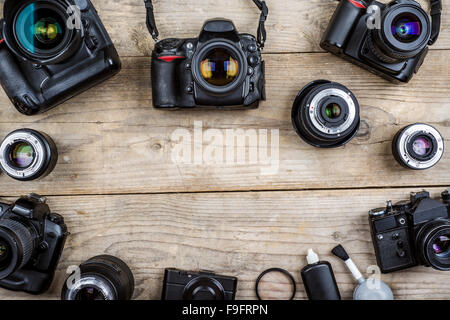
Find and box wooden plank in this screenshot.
[0,188,448,300]
[0,52,448,196]
[1,0,449,55]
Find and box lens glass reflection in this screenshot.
[200,48,239,86]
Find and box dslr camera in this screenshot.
[0,194,68,294]
[0,0,121,115]
[145,0,268,109]
[161,268,238,300]
[369,189,450,273]
[321,0,442,83]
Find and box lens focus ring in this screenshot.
[0,219,34,273]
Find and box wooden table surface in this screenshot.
[0,0,449,300]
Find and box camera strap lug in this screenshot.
[143,0,268,48]
[428,0,442,45]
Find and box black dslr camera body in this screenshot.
[0,0,121,115]
[0,194,68,294]
[321,0,442,83]
[145,0,268,109]
[162,268,238,300]
[369,190,450,273]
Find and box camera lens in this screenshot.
[14,2,68,55]
[391,13,422,43]
[0,219,34,279]
[61,255,135,300]
[392,123,444,170]
[200,48,239,87]
[432,235,450,257]
[0,129,58,181]
[369,3,430,62]
[418,222,450,271]
[291,80,360,148]
[183,277,226,300]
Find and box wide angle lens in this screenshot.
[15,2,67,54]
[200,48,239,86]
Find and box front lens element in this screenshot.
[75,287,107,301]
[9,142,35,168]
[200,48,239,86]
[391,13,421,43]
[15,3,66,53]
[433,235,450,257]
[412,136,432,157]
[325,103,342,119]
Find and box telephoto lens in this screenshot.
[291,80,360,148]
[0,129,58,181]
[392,123,444,170]
[61,255,135,300]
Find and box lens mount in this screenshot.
[0,219,34,279]
[0,129,58,181]
[291,80,360,148]
[61,255,135,300]
[192,39,247,95]
[182,276,226,300]
[370,3,431,62]
[392,123,444,170]
[417,220,450,271]
[3,0,83,64]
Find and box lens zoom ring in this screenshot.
[0,219,34,269]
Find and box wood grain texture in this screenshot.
[0,188,449,300]
[0,52,448,196]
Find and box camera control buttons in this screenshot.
[248,55,259,67]
[248,44,257,53]
[247,67,254,75]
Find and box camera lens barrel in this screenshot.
[0,219,34,279]
[291,80,360,148]
[417,221,450,271]
[0,129,58,181]
[392,123,444,170]
[370,3,431,63]
[61,255,135,300]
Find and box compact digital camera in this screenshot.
[321,0,442,83]
[161,268,238,300]
[0,0,121,115]
[369,189,450,273]
[145,0,268,109]
[0,194,68,294]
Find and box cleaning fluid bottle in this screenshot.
[300,249,341,300]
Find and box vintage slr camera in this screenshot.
[162,268,238,300]
[0,0,121,115]
[145,0,268,109]
[369,189,450,273]
[321,0,442,83]
[0,194,68,294]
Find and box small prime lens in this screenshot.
[291,80,360,148]
[0,219,34,279]
[61,255,135,300]
[0,129,58,181]
[200,48,239,87]
[392,123,444,170]
[14,1,70,56]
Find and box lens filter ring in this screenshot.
[0,129,58,181]
[255,268,296,301]
[392,123,444,170]
[291,80,360,148]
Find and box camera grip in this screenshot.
[151,56,180,108]
[321,0,367,53]
[0,46,44,115]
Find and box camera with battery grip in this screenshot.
[321,0,442,83]
[0,0,121,115]
[145,0,268,109]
